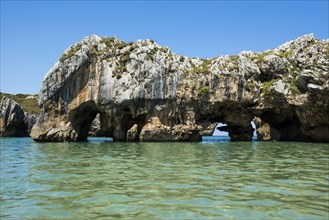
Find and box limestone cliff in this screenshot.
[31,34,329,142]
[0,97,37,137]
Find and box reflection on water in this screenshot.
[1,137,328,219]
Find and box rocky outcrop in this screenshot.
[31,34,329,142]
[127,124,138,141]
[88,113,104,137]
[253,117,280,141]
[0,97,37,137]
[26,114,38,135]
[139,117,201,142]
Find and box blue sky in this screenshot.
[1,0,328,94]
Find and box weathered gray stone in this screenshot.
[295,70,325,93]
[139,117,201,142]
[31,34,329,142]
[198,121,217,136]
[258,55,289,81]
[254,117,280,141]
[127,124,138,141]
[307,83,322,92]
[25,114,38,135]
[0,97,37,137]
[273,80,289,95]
[88,113,103,137]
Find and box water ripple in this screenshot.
[1,137,328,219]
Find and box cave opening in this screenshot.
[201,122,230,142]
[213,122,230,138]
[69,101,101,141]
[87,113,113,142]
[208,121,257,142]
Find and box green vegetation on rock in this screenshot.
[59,45,82,62]
[197,86,209,96]
[101,37,116,47]
[262,79,278,95]
[89,43,104,57]
[290,84,302,94]
[0,93,39,114]
[116,41,127,50]
[229,55,239,70]
[247,80,255,89]
[120,54,130,63]
[277,49,293,59]
[160,47,169,54]
[190,59,212,75]
[324,43,329,60]
[256,50,272,63]
[229,55,239,64]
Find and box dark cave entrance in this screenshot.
[87,113,113,142]
[213,122,230,138]
[210,121,257,142]
[69,101,100,141]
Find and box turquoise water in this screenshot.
[1,137,328,219]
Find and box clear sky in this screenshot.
[1,0,328,94]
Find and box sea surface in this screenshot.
[1,137,328,219]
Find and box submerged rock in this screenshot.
[31,34,329,142]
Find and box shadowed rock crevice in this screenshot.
[69,101,100,141]
[30,34,329,142]
[254,115,314,142]
[218,124,254,141]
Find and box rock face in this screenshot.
[0,97,37,137]
[139,117,201,142]
[253,117,280,141]
[31,34,329,142]
[88,113,103,137]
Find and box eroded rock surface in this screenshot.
[139,117,201,142]
[0,97,37,137]
[31,34,329,142]
[88,113,104,137]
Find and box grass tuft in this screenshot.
[197,86,209,95]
